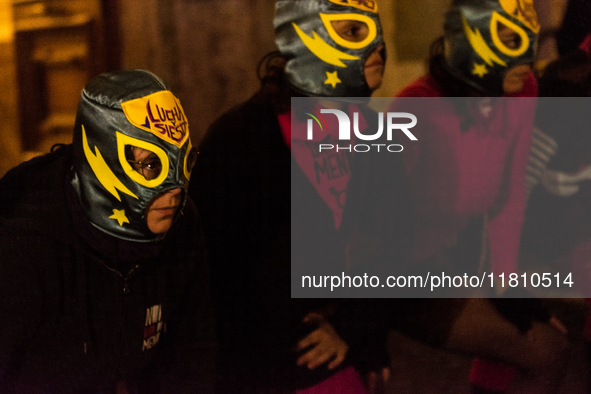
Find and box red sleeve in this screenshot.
[396,75,442,98]
[580,34,591,58]
[393,75,441,174]
[487,73,537,274]
[487,97,537,275]
[400,72,539,98]
[507,71,538,97]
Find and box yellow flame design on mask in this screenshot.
[293,22,359,67]
[82,125,138,201]
[462,14,507,67]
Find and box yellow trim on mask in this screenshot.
[490,12,531,57]
[121,91,190,149]
[183,138,193,181]
[116,132,170,188]
[462,14,507,67]
[82,125,138,201]
[293,22,360,67]
[320,13,377,50]
[326,0,378,14]
[499,0,540,33]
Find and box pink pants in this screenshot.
[296,367,368,394]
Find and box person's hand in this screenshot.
[540,165,591,197]
[365,367,390,394]
[296,312,349,370]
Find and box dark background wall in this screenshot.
[119,0,277,146]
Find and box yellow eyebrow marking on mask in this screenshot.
[293,22,359,67]
[462,14,507,67]
[82,125,138,202]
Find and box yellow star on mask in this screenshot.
[109,209,130,226]
[324,71,341,88]
[472,63,488,78]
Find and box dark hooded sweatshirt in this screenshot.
[189,96,412,393]
[0,144,215,393]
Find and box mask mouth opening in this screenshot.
[140,186,187,236]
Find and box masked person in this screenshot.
[522,34,591,294]
[189,0,410,392]
[520,31,591,392]
[0,70,214,393]
[386,0,570,393]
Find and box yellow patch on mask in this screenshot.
[327,0,378,14]
[499,0,540,33]
[121,91,189,148]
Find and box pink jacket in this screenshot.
[393,73,538,274]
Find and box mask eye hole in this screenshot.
[186,147,198,174]
[117,132,170,188]
[125,145,163,181]
[330,20,370,43]
[497,22,522,50]
[320,13,378,50]
[490,11,531,57]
